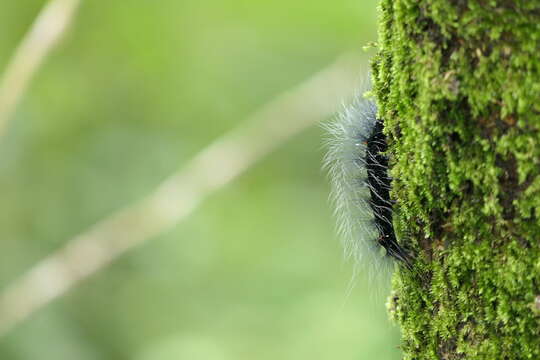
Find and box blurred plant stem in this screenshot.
[0,0,81,139]
[0,54,364,337]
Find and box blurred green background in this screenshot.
[0,1,401,359]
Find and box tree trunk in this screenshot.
[371,1,540,359]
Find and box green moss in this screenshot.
[372,1,540,359]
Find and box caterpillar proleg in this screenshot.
[324,96,411,276]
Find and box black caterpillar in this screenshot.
[325,97,410,273]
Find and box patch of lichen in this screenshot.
[372,1,540,359]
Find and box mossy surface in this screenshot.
[372,1,540,359]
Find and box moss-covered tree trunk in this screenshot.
[371,1,540,359]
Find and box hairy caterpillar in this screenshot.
[324,96,411,275]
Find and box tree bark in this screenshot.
[372,1,540,359]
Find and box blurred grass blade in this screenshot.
[0,0,81,139]
[0,54,363,337]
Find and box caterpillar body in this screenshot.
[324,97,410,275]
